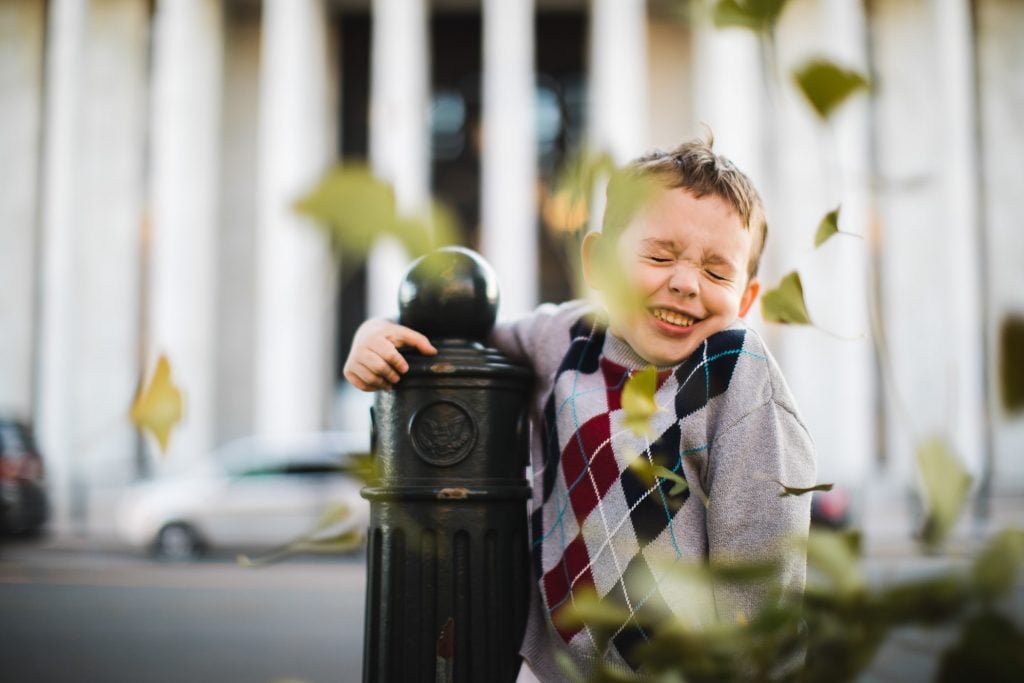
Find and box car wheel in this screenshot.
[154,522,203,561]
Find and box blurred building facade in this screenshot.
[1,0,1021,534]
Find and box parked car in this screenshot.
[0,417,49,537]
[117,431,371,560]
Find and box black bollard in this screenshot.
[361,247,532,683]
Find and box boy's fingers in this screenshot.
[361,355,401,385]
[347,360,391,391]
[373,347,409,376]
[392,327,437,356]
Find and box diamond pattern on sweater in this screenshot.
[535,315,751,669]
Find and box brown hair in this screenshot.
[601,131,768,279]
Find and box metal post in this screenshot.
[362,247,532,683]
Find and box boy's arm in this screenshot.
[342,318,437,391]
[705,398,816,623]
[488,300,589,367]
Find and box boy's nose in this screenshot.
[668,265,699,298]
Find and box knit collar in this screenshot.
[602,329,677,372]
[600,315,750,373]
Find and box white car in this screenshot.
[117,431,371,560]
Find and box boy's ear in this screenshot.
[738,278,760,318]
[581,231,607,291]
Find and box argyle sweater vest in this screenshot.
[491,302,816,681]
[534,311,750,670]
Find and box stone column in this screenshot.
[148,0,222,464]
[255,0,336,436]
[589,0,648,163]
[367,0,430,319]
[35,0,85,529]
[871,0,985,485]
[481,0,537,319]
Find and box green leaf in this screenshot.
[814,206,841,248]
[793,58,870,120]
[294,164,458,265]
[552,585,632,651]
[622,366,659,437]
[776,480,834,497]
[339,452,378,485]
[971,528,1024,603]
[878,572,969,625]
[712,0,789,32]
[760,271,812,325]
[654,465,689,496]
[237,503,363,567]
[916,436,972,549]
[805,529,864,597]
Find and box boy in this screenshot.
[344,135,816,681]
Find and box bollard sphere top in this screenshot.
[398,247,500,341]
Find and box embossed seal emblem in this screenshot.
[410,400,476,467]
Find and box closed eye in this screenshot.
[646,256,671,264]
[707,270,730,282]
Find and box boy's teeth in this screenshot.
[653,308,694,327]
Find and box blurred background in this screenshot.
[1,0,1022,680]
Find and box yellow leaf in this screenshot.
[622,366,659,437]
[130,354,183,455]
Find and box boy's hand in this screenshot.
[343,319,438,391]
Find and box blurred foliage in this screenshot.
[916,437,973,550]
[712,0,789,32]
[760,271,812,325]
[813,206,840,248]
[557,527,1024,682]
[238,501,363,567]
[294,164,460,266]
[999,315,1024,413]
[792,58,870,120]
[623,366,661,437]
[130,354,183,454]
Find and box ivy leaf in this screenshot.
[776,481,834,497]
[654,465,689,496]
[760,271,812,325]
[814,206,841,248]
[792,58,869,120]
[971,528,1024,604]
[130,354,183,455]
[552,584,631,654]
[805,529,864,598]
[916,436,972,549]
[712,0,789,32]
[623,366,659,437]
[238,503,363,567]
[339,452,378,485]
[295,164,458,265]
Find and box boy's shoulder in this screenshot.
[693,322,807,435]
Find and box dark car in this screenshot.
[0,418,49,536]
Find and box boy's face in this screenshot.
[584,187,760,367]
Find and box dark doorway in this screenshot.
[335,10,587,381]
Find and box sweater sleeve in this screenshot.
[705,397,816,624]
[488,300,594,373]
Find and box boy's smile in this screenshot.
[583,187,760,367]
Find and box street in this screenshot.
[1,537,1021,682]
[0,540,366,683]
